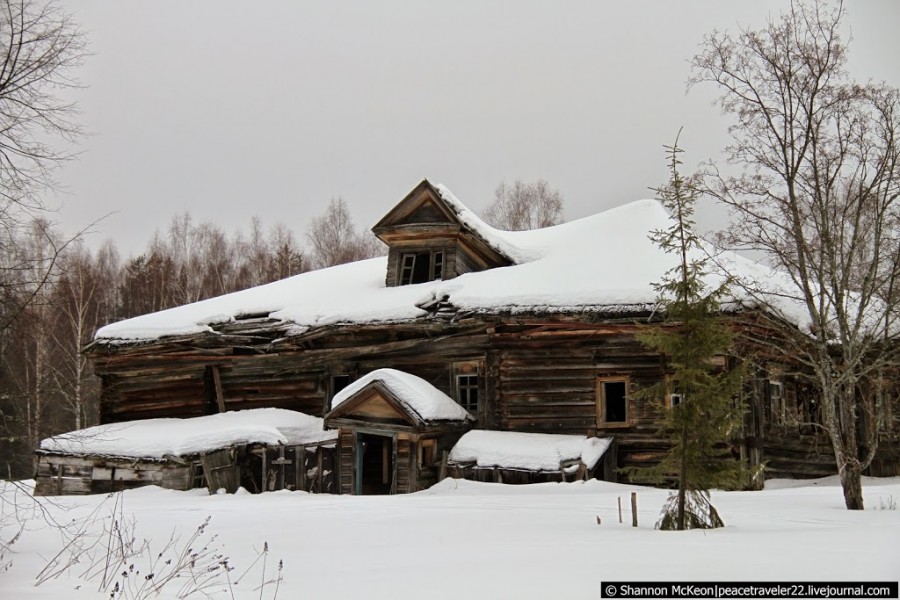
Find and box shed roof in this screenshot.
[39,408,337,460]
[448,430,613,472]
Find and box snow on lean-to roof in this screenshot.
[330,368,471,422]
[94,186,807,342]
[448,430,612,472]
[39,408,337,459]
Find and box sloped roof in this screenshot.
[39,408,337,459]
[93,183,807,344]
[448,430,613,471]
[327,368,471,424]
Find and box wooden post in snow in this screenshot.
[631,492,638,527]
[438,450,448,482]
[618,496,623,523]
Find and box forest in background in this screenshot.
[0,198,384,478]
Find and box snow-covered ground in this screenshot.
[2,476,898,599]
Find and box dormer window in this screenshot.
[374,180,513,287]
[399,251,444,285]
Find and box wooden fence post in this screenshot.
[631,492,638,527]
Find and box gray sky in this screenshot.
[54,1,900,257]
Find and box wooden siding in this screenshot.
[34,454,192,496]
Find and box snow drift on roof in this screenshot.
[39,408,337,459]
[448,430,612,471]
[331,368,471,422]
[94,188,808,343]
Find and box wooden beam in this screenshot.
[211,365,226,413]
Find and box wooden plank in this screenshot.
[212,365,226,412]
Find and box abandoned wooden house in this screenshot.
[38,179,899,495]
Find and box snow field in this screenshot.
[2,476,898,599]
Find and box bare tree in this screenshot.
[0,0,86,343]
[49,242,102,430]
[482,179,564,231]
[692,0,900,509]
[0,0,85,207]
[307,197,385,269]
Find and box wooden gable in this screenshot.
[372,179,460,236]
[372,179,514,287]
[325,381,422,430]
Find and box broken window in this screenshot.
[456,374,479,413]
[598,377,628,424]
[399,251,444,285]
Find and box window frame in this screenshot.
[456,373,480,413]
[398,250,445,285]
[596,375,630,427]
[668,392,684,409]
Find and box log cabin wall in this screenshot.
[89,315,900,486]
[488,323,670,479]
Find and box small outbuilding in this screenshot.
[324,368,473,494]
[447,429,615,484]
[35,408,337,496]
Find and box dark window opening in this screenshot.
[331,375,351,397]
[399,251,444,285]
[670,393,683,408]
[327,375,352,412]
[603,380,627,423]
[457,374,479,413]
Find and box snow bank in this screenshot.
[39,408,337,459]
[448,430,612,471]
[95,188,810,343]
[331,368,471,422]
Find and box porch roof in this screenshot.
[328,368,472,425]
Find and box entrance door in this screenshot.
[356,433,393,495]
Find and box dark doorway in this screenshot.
[358,433,393,495]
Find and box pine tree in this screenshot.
[628,133,746,530]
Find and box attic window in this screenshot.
[399,251,444,285]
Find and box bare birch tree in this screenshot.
[307,197,384,269]
[483,179,564,231]
[692,0,900,509]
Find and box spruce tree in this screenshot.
[629,133,746,530]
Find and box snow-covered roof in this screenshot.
[39,408,338,459]
[94,185,806,343]
[330,368,471,423]
[448,430,612,471]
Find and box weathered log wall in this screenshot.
[89,317,899,492]
[34,453,192,496]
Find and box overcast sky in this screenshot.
[53,1,900,257]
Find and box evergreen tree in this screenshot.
[628,133,746,530]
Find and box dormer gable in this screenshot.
[372,179,513,287]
